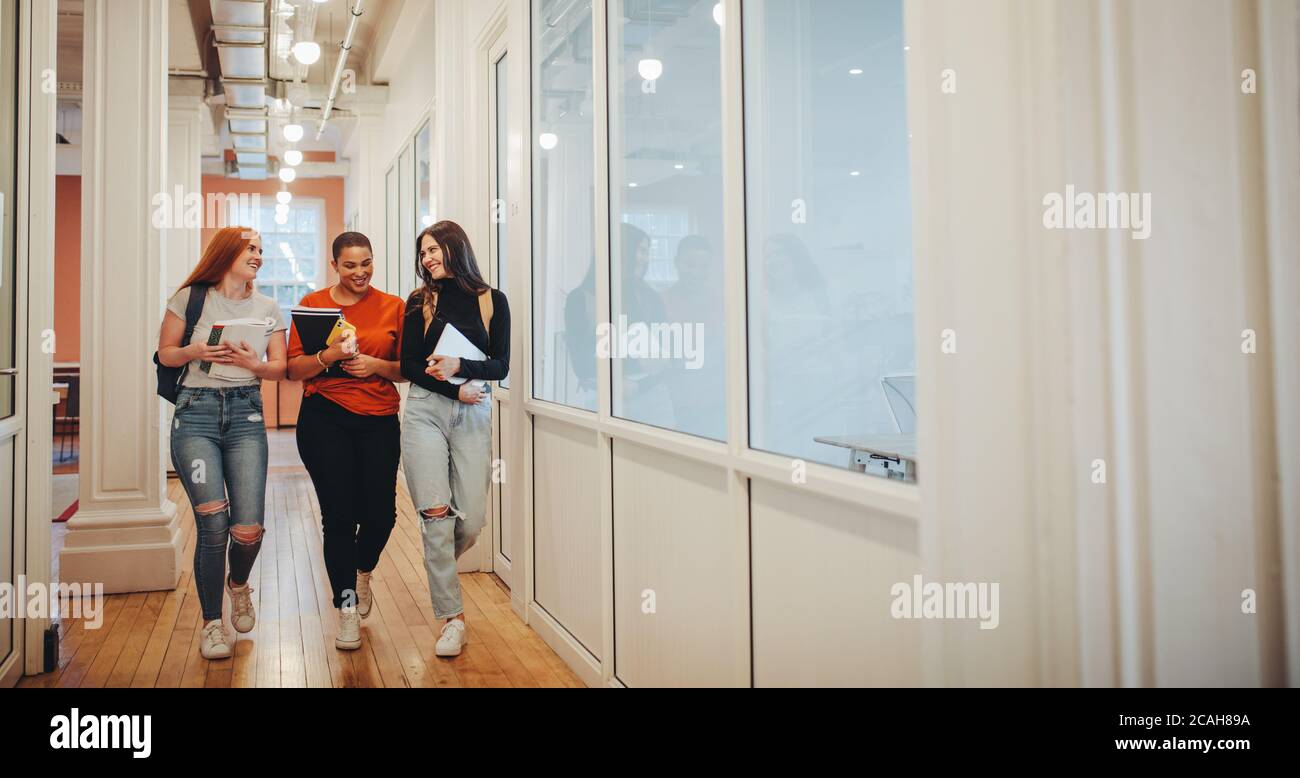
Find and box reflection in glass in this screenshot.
[533,0,597,410]
[744,0,915,467]
[608,0,727,441]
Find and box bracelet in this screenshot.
[316,350,330,369]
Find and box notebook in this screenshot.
[291,306,352,379]
[197,318,276,381]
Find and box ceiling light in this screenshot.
[276,190,292,205]
[628,182,639,188]
[638,58,663,81]
[292,41,322,65]
[674,164,684,170]
[283,149,304,167]
[275,210,290,225]
[539,132,558,150]
[850,171,861,177]
[283,123,304,143]
[849,68,863,75]
[279,167,297,183]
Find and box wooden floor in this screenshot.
[20,471,583,688]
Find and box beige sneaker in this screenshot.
[227,578,256,634]
[356,570,373,619]
[435,619,467,657]
[200,620,232,660]
[336,608,362,651]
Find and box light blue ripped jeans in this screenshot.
[401,384,493,619]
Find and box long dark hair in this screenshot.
[412,221,491,304]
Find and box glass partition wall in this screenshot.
[532,0,598,411]
[743,0,915,468]
[528,0,915,478]
[608,0,727,442]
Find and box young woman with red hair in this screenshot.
[156,226,288,660]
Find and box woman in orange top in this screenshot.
[287,231,406,651]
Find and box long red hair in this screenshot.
[180,226,259,291]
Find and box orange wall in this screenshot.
[201,175,347,428]
[54,176,81,363]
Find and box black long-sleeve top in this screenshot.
[400,279,511,401]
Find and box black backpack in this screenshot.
[154,283,210,404]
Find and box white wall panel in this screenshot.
[612,440,739,687]
[751,480,920,687]
[532,415,603,657]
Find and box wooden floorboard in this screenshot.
[20,466,580,689]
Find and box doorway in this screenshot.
[0,0,24,686]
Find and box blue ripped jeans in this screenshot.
[169,386,269,621]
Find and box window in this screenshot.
[532,0,597,410]
[240,200,325,318]
[743,0,915,468]
[608,0,727,441]
[493,50,511,389]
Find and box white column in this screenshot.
[62,0,182,594]
[349,103,390,291]
[161,79,205,473]
[165,79,204,300]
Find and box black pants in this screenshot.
[296,393,401,609]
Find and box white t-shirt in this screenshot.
[165,286,289,389]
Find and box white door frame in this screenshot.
[482,11,512,587]
[1,0,55,686]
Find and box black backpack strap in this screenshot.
[174,283,209,388]
[181,283,209,348]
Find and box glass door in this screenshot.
[489,44,511,584]
[0,0,23,675]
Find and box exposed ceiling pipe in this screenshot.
[316,0,366,140]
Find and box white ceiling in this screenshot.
[57,0,206,86]
[56,0,399,177]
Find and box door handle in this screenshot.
[0,368,19,376]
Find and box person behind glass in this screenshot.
[618,223,673,423]
[287,232,406,651]
[400,221,510,658]
[157,226,288,660]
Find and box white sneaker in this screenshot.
[435,619,467,657]
[200,620,232,660]
[227,579,256,634]
[356,570,373,619]
[336,608,362,651]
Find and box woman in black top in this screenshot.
[399,220,510,657]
